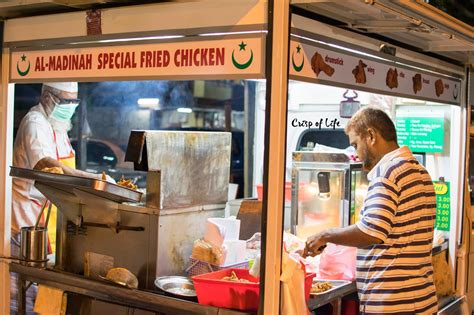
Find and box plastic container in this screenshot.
[185,257,250,277]
[192,268,315,311]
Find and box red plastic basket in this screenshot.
[192,268,315,311]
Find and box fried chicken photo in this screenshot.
[412,73,422,94]
[352,60,367,84]
[311,52,335,77]
[386,68,398,89]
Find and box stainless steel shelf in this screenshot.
[308,280,357,310]
[10,263,249,315]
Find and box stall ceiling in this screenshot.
[291,0,474,65]
[1,0,472,65]
[0,0,171,19]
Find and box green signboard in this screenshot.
[396,116,444,152]
[434,181,450,231]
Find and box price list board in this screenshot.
[433,181,450,231]
[396,116,444,153]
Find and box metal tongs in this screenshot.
[34,200,53,230]
[302,244,327,258]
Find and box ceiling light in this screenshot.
[137,98,159,108]
[177,108,192,113]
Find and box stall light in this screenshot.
[99,35,185,43]
[70,35,185,45]
[177,108,193,113]
[137,98,160,109]
[198,30,267,37]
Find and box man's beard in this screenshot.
[48,116,72,133]
[362,147,376,171]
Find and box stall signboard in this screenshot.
[289,35,461,105]
[433,181,450,231]
[10,35,264,82]
[395,112,445,153]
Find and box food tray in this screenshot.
[310,279,352,296]
[10,166,142,203]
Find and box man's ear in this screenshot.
[367,128,376,145]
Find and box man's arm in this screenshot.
[34,157,99,179]
[304,224,382,256]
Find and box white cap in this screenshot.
[43,82,78,93]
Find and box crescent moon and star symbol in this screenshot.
[17,54,31,77]
[292,45,304,72]
[232,41,253,70]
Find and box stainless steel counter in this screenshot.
[10,263,250,315]
[308,280,357,314]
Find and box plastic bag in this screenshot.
[318,243,356,280]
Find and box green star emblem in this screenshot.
[296,45,301,54]
[238,41,247,51]
[21,54,27,61]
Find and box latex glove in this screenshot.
[105,174,116,184]
[96,173,116,184]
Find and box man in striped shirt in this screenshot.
[305,107,438,314]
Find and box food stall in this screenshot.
[0,0,472,314]
[1,1,270,314]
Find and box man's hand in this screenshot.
[302,225,382,255]
[303,232,327,257]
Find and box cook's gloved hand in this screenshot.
[104,174,116,184]
[96,173,117,184]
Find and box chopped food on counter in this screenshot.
[311,281,333,294]
[41,166,64,174]
[117,176,138,190]
[221,271,255,283]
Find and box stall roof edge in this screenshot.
[290,0,474,66]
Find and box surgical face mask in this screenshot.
[50,103,79,122]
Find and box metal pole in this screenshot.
[260,0,290,314]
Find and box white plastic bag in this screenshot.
[318,243,356,280]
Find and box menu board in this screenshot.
[396,116,444,153]
[289,35,461,105]
[434,181,450,231]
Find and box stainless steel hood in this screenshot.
[291,0,474,65]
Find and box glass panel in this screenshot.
[284,80,461,243]
[350,169,369,225]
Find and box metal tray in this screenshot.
[154,276,196,298]
[310,279,352,296]
[10,167,142,203]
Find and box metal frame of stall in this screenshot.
[284,4,472,314]
[0,1,472,314]
[0,2,276,314]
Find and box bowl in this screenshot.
[154,276,196,299]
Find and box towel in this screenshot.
[34,285,66,315]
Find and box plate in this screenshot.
[98,275,135,289]
[154,276,196,297]
[310,279,351,295]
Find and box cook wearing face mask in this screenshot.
[11,82,115,314]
